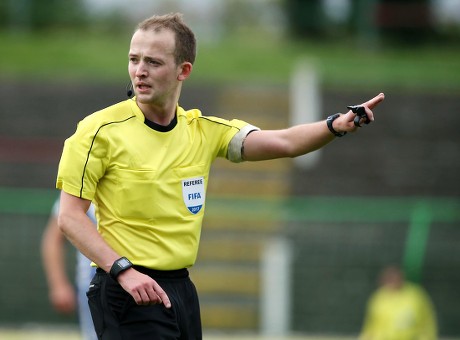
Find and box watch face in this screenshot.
[118,258,131,268]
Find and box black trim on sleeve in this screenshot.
[79,116,136,198]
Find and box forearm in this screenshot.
[243,120,335,161]
[58,193,171,307]
[59,212,119,272]
[284,120,336,156]
[242,93,384,161]
[58,192,120,272]
[41,217,72,288]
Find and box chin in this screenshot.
[135,93,149,101]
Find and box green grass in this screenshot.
[1,328,458,340]
[194,36,460,93]
[0,31,129,82]
[1,30,459,92]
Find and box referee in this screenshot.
[56,13,385,339]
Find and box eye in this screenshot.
[148,59,161,66]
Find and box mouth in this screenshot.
[136,83,151,93]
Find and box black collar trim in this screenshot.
[144,114,177,132]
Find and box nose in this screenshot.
[135,61,148,77]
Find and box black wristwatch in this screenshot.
[326,113,347,137]
[109,256,133,281]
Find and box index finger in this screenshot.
[362,92,385,110]
[152,281,171,308]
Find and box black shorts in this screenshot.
[87,266,202,340]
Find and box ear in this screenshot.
[177,62,192,81]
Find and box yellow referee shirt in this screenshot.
[56,98,257,270]
[360,282,437,340]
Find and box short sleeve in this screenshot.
[56,119,110,200]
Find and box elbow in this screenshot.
[277,138,301,159]
[287,143,322,158]
[286,145,309,159]
[57,212,71,236]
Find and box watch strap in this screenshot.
[327,113,347,137]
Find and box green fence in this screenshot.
[1,188,459,336]
[207,195,460,335]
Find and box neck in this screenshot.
[137,86,182,126]
[137,101,177,126]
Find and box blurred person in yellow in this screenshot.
[41,198,98,340]
[360,265,437,340]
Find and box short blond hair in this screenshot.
[136,13,196,65]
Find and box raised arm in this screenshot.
[242,93,385,161]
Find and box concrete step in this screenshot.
[192,84,292,331]
[191,264,260,330]
[200,301,258,330]
[191,265,259,296]
[197,237,263,263]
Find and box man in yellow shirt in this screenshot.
[360,266,437,340]
[56,12,385,339]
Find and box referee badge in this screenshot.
[182,176,205,214]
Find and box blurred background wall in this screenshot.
[0,0,459,338]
